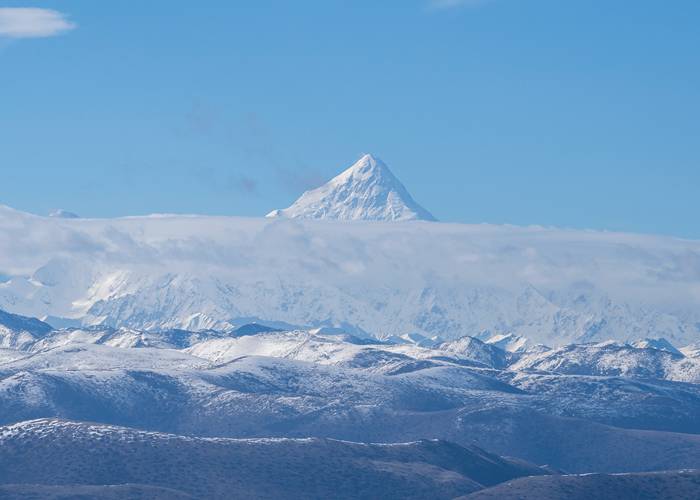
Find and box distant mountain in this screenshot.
[48,209,80,219]
[386,331,444,348]
[29,325,229,351]
[231,323,282,337]
[267,154,436,221]
[483,333,531,353]
[0,309,53,349]
[437,336,511,369]
[632,337,682,355]
[510,341,700,383]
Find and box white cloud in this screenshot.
[0,8,75,39]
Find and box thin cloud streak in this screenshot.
[191,166,259,197]
[0,8,76,39]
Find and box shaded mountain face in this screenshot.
[267,154,436,221]
[0,419,546,500]
[0,309,52,336]
[0,309,53,349]
[460,470,700,500]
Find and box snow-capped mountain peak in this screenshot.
[266,153,437,221]
[632,338,682,356]
[49,209,80,219]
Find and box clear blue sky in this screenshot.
[1,0,699,237]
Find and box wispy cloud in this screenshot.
[191,166,259,196]
[231,175,258,195]
[429,0,491,9]
[275,166,326,194]
[0,8,76,39]
[179,100,220,138]
[239,112,326,194]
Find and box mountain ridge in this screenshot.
[0,418,547,500]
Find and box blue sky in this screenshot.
[1,0,699,237]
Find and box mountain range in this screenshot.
[0,307,698,497]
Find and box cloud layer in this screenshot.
[0,8,75,39]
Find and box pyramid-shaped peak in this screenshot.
[352,153,384,170]
[335,154,395,182]
[357,153,380,165]
[267,153,436,222]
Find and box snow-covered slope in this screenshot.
[483,333,531,353]
[510,341,700,383]
[632,338,682,355]
[681,343,700,358]
[1,204,700,346]
[437,336,511,369]
[266,154,436,221]
[186,330,511,374]
[30,325,229,351]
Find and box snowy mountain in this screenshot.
[266,154,436,221]
[483,333,531,353]
[510,341,700,383]
[0,309,53,349]
[437,336,512,369]
[632,337,682,355]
